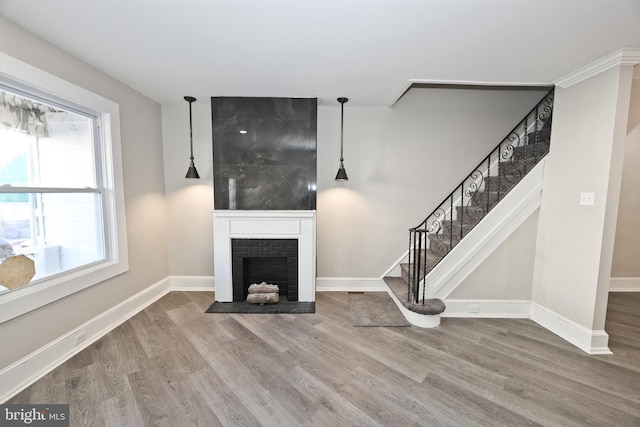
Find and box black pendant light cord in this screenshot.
[339,97,345,166]
[335,97,349,181]
[186,96,196,164]
[184,96,200,179]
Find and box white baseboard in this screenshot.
[530,302,612,355]
[315,277,386,292]
[1,273,617,403]
[441,299,530,318]
[439,298,611,354]
[169,275,215,291]
[609,277,640,292]
[5,274,390,403]
[0,278,172,403]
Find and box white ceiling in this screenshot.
[1,0,639,107]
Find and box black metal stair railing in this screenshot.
[407,89,554,305]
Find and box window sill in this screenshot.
[0,258,128,324]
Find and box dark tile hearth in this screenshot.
[205,296,315,314]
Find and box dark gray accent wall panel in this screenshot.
[212,97,317,210]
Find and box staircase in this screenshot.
[384,89,554,325]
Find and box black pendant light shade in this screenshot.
[184,96,200,179]
[335,97,349,181]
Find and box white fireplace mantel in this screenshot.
[213,210,316,302]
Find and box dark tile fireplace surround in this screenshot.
[210,97,317,312]
[212,96,317,211]
[231,238,298,302]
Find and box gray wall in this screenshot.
[316,87,549,278]
[0,17,169,369]
[448,210,539,300]
[532,65,634,331]
[161,86,549,279]
[612,77,640,278]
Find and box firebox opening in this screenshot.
[231,238,298,303]
[242,257,287,299]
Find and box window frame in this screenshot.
[0,52,129,324]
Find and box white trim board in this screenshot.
[315,277,386,292]
[169,275,215,291]
[444,299,611,354]
[213,211,316,302]
[0,276,215,403]
[1,274,387,403]
[0,278,172,403]
[609,277,640,292]
[529,302,611,355]
[441,299,530,318]
[0,52,129,325]
[553,48,640,89]
[2,273,617,403]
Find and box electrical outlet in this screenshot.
[468,303,480,313]
[74,331,87,346]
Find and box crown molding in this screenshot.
[553,48,640,89]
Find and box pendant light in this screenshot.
[184,96,200,179]
[335,97,349,181]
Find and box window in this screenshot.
[0,52,128,323]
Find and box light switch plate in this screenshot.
[580,192,595,206]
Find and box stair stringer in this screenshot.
[424,158,546,300]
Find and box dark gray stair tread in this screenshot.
[499,161,534,174]
[428,233,463,248]
[511,143,549,158]
[383,276,446,315]
[400,249,446,283]
[408,299,446,315]
[384,276,408,302]
[441,220,476,235]
[401,250,441,272]
[466,191,501,208]
[456,205,487,223]
[485,176,518,191]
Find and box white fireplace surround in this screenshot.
[213,210,316,302]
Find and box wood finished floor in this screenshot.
[8,291,640,426]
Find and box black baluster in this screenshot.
[416,229,422,304]
[524,116,528,174]
[486,155,490,215]
[460,183,464,240]
[534,103,539,161]
[408,229,413,304]
[497,142,502,201]
[449,194,453,254]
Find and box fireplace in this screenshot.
[231,238,298,301]
[211,97,317,304]
[213,211,316,302]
